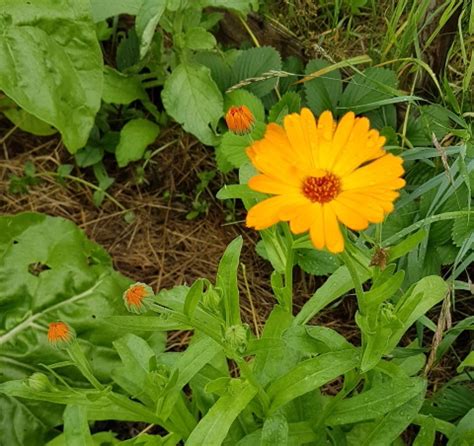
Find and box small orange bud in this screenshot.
[123,282,154,314]
[225,105,255,135]
[47,321,75,348]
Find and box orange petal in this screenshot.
[246,195,307,230]
[323,204,344,253]
[248,174,301,194]
[309,203,325,250]
[330,200,369,231]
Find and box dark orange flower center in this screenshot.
[125,284,147,307]
[47,322,70,343]
[302,173,341,203]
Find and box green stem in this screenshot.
[236,358,270,415]
[67,342,104,391]
[282,225,294,312]
[339,250,365,314]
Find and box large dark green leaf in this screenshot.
[0,213,136,445]
[0,0,103,152]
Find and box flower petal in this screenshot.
[248,174,301,194]
[309,204,325,249]
[323,204,344,253]
[246,195,307,230]
[330,200,368,231]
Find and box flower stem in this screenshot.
[339,250,366,314]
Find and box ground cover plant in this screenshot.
[0,0,473,445]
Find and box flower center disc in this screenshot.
[302,172,341,203]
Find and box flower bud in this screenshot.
[123,282,154,314]
[28,373,53,392]
[225,105,255,135]
[47,321,75,349]
[224,324,249,354]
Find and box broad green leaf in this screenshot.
[304,59,342,115]
[193,51,235,92]
[0,0,103,152]
[136,0,166,58]
[63,405,94,446]
[115,119,160,167]
[186,379,257,446]
[347,384,426,446]
[197,0,258,14]
[457,351,474,373]
[452,213,474,248]
[162,63,223,145]
[267,349,360,411]
[387,276,448,352]
[231,47,282,98]
[261,413,289,445]
[224,89,265,122]
[295,248,340,276]
[447,409,474,446]
[90,0,143,22]
[413,416,436,446]
[253,306,297,386]
[216,237,243,326]
[0,213,145,444]
[217,121,265,169]
[339,67,398,114]
[184,27,217,50]
[102,67,147,105]
[294,261,372,325]
[0,395,62,446]
[268,92,301,124]
[0,97,56,136]
[326,377,426,426]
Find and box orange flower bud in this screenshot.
[47,321,75,349]
[225,105,255,135]
[123,282,154,314]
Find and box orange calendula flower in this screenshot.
[47,321,75,348]
[123,282,154,314]
[246,108,405,253]
[225,105,255,135]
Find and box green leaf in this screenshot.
[186,379,257,446]
[413,416,436,446]
[0,213,137,443]
[326,377,426,426]
[216,237,243,326]
[197,0,258,14]
[387,276,448,352]
[447,409,474,446]
[268,92,302,124]
[162,63,223,145]
[339,67,398,114]
[224,89,265,122]
[193,51,234,92]
[115,119,160,167]
[184,279,205,319]
[0,97,56,136]
[452,213,474,248]
[267,350,360,411]
[457,351,474,373]
[0,0,103,152]
[102,67,147,105]
[231,47,282,98]
[136,0,166,58]
[217,121,266,169]
[261,413,289,445]
[184,27,217,50]
[63,405,94,446]
[90,0,143,22]
[346,384,426,446]
[295,248,340,276]
[304,59,342,115]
